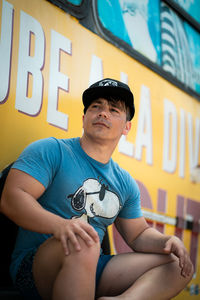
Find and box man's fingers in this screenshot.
[174,247,186,276]
[67,231,81,252]
[176,248,184,267]
[180,253,193,277]
[77,228,95,246]
[163,236,193,278]
[55,218,99,255]
[75,223,99,247]
[175,247,193,277]
[60,235,69,255]
[82,222,99,243]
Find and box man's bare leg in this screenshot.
[96,252,193,300]
[33,236,100,300]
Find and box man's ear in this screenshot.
[122,121,131,136]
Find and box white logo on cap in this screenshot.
[99,80,118,87]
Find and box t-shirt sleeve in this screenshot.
[118,172,143,219]
[11,138,61,189]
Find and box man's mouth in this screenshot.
[93,122,108,128]
[93,118,110,128]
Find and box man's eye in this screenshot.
[111,108,119,113]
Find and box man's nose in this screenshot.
[98,106,110,118]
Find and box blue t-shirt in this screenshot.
[10,137,142,282]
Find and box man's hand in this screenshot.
[163,236,193,277]
[53,218,99,255]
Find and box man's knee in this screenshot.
[63,236,100,268]
[33,237,100,299]
[34,236,100,278]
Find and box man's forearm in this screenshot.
[131,227,171,254]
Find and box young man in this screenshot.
[1,78,193,300]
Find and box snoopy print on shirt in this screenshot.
[68,178,121,222]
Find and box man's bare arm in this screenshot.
[0,169,99,254]
[115,217,193,277]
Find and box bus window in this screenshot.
[67,0,82,5]
[161,2,200,94]
[95,0,200,97]
[173,0,200,24]
[97,0,161,64]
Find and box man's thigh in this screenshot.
[32,237,65,299]
[33,236,100,300]
[96,252,174,298]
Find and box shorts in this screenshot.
[15,249,113,300]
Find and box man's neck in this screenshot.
[80,135,117,164]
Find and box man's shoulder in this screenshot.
[59,137,79,146]
[26,137,58,147]
[28,136,78,149]
[111,159,130,177]
[111,160,139,191]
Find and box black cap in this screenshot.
[82,78,135,120]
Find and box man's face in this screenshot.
[82,98,131,143]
